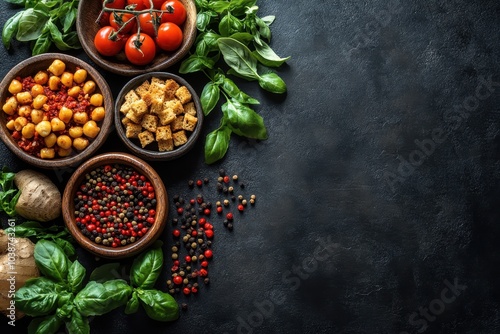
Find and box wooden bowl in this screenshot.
[115,72,203,161]
[62,152,168,259]
[0,53,113,170]
[76,0,197,76]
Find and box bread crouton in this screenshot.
[135,80,150,99]
[125,110,142,124]
[125,123,142,138]
[158,139,174,152]
[163,99,184,115]
[183,102,196,116]
[151,77,165,86]
[120,90,140,114]
[150,96,164,114]
[171,115,184,131]
[138,130,155,148]
[182,113,198,132]
[141,114,158,133]
[175,86,192,104]
[156,125,172,141]
[164,79,180,100]
[158,108,176,125]
[172,130,188,147]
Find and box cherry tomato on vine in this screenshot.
[160,0,186,26]
[110,12,136,34]
[94,26,126,57]
[125,33,156,65]
[156,22,183,51]
[104,0,125,9]
[98,11,111,27]
[138,12,161,37]
[142,0,164,9]
[126,0,146,10]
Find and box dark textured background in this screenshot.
[2,0,500,333]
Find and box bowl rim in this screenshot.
[0,53,114,169]
[114,71,204,161]
[62,152,168,259]
[76,0,198,76]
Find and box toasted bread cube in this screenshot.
[141,114,158,133]
[182,113,198,132]
[125,89,140,102]
[158,139,174,152]
[135,80,150,99]
[163,99,184,115]
[149,80,166,98]
[138,130,155,148]
[142,92,153,107]
[164,79,180,100]
[122,116,132,125]
[125,110,142,124]
[172,130,188,147]
[150,96,165,114]
[131,99,148,116]
[151,77,165,86]
[120,101,132,114]
[158,108,176,125]
[171,115,184,131]
[156,125,172,141]
[175,86,192,104]
[125,122,142,138]
[183,102,196,116]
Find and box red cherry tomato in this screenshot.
[155,22,183,51]
[160,0,187,26]
[94,26,126,57]
[126,0,145,10]
[125,33,156,65]
[138,12,161,37]
[110,12,136,34]
[142,0,164,9]
[104,0,125,9]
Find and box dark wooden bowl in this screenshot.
[115,72,203,161]
[0,53,113,170]
[62,152,168,259]
[76,0,197,76]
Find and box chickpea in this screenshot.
[68,86,81,98]
[83,120,100,138]
[31,84,44,97]
[50,117,66,132]
[56,135,72,150]
[90,93,103,107]
[48,76,61,91]
[40,148,55,159]
[48,59,66,76]
[82,81,96,95]
[2,97,17,115]
[59,106,73,123]
[34,71,49,85]
[73,111,89,125]
[73,137,89,151]
[73,69,88,84]
[68,126,83,138]
[31,109,44,124]
[32,95,48,109]
[21,123,36,139]
[6,120,15,130]
[44,133,57,147]
[61,72,74,88]
[35,120,52,137]
[16,91,32,105]
[58,147,72,157]
[14,117,28,131]
[91,107,105,121]
[18,105,32,118]
[8,79,22,95]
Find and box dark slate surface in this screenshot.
[2,0,500,333]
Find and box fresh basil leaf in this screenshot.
[47,20,71,50]
[179,54,215,73]
[52,238,76,259]
[231,0,257,16]
[137,289,179,322]
[208,0,231,13]
[89,263,121,283]
[253,39,290,67]
[205,123,232,164]
[195,31,220,56]
[67,261,86,293]
[32,29,52,55]
[74,280,132,316]
[16,8,49,41]
[196,11,211,31]
[27,314,63,334]
[228,32,254,45]
[63,7,77,33]
[258,72,287,94]
[15,277,60,317]
[218,37,259,80]
[65,308,90,334]
[222,77,259,104]
[55,302,74,320]
[219,13,243,37]
[224,99,268,139]
[130,243,163,289]
[61,31,81,48]
[2,11,22,49]
[255,16,271,41]
[34,240,69,283]
[125,291,139,314]
[260,15,275,26]
[200,82,220,115]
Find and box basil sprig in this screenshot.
[180,0,290,164]
[2,0,81,55]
